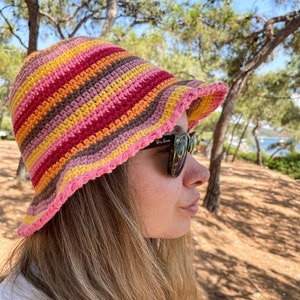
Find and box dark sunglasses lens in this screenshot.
[170,134,189,177]
[188,133,196,153]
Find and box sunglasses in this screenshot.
[144,132,196,177]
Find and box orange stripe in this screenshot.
[15,51,131,145]
[33,77,178,194]
[188,94,213,122]
[10,39,102,116]
[25,62,155,170]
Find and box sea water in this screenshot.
[254,138,300,156]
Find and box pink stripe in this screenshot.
[25,86,180,218]
[11,38,89,120]
[22,57,146,161]
[30,67,171,186]
[21,82,226,224]
[13,43,121,133]
[10,38,87,103]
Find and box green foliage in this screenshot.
[0,45,24,129]
[265,153,300,179]
[1,115,12,130]
[281,101,300,129]
[223,143,237,155]
[0,45,24,80]
[237,152,269,164]
[233,151,300,180]
[0,46,24,114]
[194,111,221,136]
[233,69,299,149]
[110,30,208,82]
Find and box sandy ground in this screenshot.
[0,140,299,300]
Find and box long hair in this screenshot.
[1,163,200,299]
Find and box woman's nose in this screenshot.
[183,154,210,187]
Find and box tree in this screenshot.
[160,1,300,212]
[25,0,39,54]
[204,9,300,212]
[0,0,164,180]
[231,116,252,162]
[0,0,164,45]
[231,70,293,165]
[15,0,39,181]
[268,140,296,159]
[1,0,299,193]
[0,46,24,131]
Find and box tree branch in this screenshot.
[248,10,300,43]
[242,11,300,75]
[69,12,94,37]
[0,5,27,49]
[39,9,64,39]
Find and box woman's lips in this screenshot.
[181,198,199,215]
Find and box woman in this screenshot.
[0,36,227,299]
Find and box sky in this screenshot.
[233,0,298,73]
[4,0,298,75]
[233,0,300,107]
[37,0,296,73]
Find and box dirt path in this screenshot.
[1,140,299,299]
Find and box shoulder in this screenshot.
[0,272,48,300]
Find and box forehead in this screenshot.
[173,111,188,133]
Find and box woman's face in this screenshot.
[128,112,210,238]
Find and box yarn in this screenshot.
[10,36,228,236]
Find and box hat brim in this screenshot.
[11,37,227,236]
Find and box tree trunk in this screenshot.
[25,0,39,55]
[269,148,282,159]
[252,119,263,166]
[100,0,118,37]
[203,12,300,213]
[232,116,252,162]
[16,0,40,181]
[204,73,250,212]
[16,157,30,182]
[225,115,241,162]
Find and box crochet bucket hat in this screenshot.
[10,36,228,236]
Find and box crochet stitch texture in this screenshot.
[10,36,228,236]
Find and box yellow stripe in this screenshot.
[25,62,155,170]
[22,211,43,225]
[10,39,103,116]
[22,83,185,225]
[58,88,187,194]
[188,94,213,123]
[33,77,178,194]
[15,50,131,145]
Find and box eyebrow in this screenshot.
[169,125,187,134]
[173,125,183,132]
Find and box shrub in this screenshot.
[265,153,300,179]
[237,152,269,164]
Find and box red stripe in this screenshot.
[13,45,123,134]
[31,70,173,187]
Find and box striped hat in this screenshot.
[10,36,228,236]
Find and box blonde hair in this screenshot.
[1,163,200,299]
